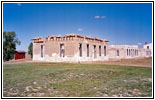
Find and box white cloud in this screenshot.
[17,3,22,6]
[94,16,100,19]
[137,43,142,45]
[101,16,106,19]
[77,28,83,32]
[94,16,106,19]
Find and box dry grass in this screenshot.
[4,57,152,68]
[3,62,152,97]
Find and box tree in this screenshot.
[28,42,33,58]
[3,32,21,61]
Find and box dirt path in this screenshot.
[82,57,152,67]
[4,57,152,67]
[3,59,33,64]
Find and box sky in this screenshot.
[3,3,152,52]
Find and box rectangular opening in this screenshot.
[104,46,106,56]
[41,45,43,57]
[99,45,101,56]
[87,44,89,57]
[127,49,128,56]
[79,43,82,57]
[117,50,119,56]
[147,46,149,49]
[60,44,65,57]
[94,45,96,58]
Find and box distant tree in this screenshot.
[3,32,21,61]
[28,42,33,58]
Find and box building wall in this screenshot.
[33,34,152,62]
[43,38,78,62]
[143,43,152,50]
[15,52,25,60]
[33,42,44,61]
[108,45,152,60]
[25,53,31,59]
[33,34,109,62]
[143,43,152,56]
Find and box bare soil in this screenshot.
[3,58,32,64]
[4,57,152,67]
[82,57,152,67]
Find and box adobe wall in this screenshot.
[33,42,44,61]
[32,34,152,62]
[43,37,78,62]
[72,37,109,62]
[108,45,152,60]
[33,34,109,62]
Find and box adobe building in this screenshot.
[108,45,139,60]
[143,42,152,56]
[33,33,109,62]
[108,45,152,60]
[33,33,152,62]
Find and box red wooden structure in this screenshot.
[14,50,26,60]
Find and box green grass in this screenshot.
[3,62,152,97]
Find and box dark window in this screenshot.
[94,45,97,58]
[79,43,82,57]
[87,44,89,57]
[129,49,130,56]
[117,50,119,56]
[127,49,128,56]
[147,46,149,49]
[41,45,43,57]
[60,44,65,57]
[99,45,101,56]
[104,46,106,56]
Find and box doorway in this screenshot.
[94,45,96,58]
[60,44,65,57]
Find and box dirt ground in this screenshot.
[82,57,152,67]
[3,58,32,64]
[4,57,152,67]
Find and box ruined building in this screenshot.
[33,33,109,62]
[33,33,152,62]
[108,45,152,60]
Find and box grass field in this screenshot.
[3,62,152,97]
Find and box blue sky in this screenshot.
[3,3,152,52]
